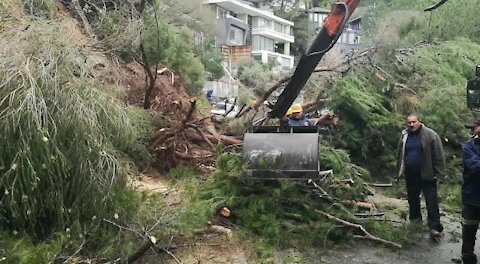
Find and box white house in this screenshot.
[307,7,362,55]
[205,0,295,69]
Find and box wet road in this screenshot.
[323,210,475,264]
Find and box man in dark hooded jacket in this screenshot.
[461,119,480,264]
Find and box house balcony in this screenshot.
[251,50,294,69]
[251,27,294,43]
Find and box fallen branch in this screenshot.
[62,238,86,264]
[186,132,242,145]
[252,76,291,109]
[127,236,157,264]
[174,151,213,160]
[365,183,393,188]
[336,179,355,185]
[302,99,332,113]
[371,63,394,80]
[307,179,375,211]
[234,104,247,118]
[307,179,336,202]
[187,125,214,149]
[317,211,402,248]
[223,98,237,117]
[424,0,448,11]
[242,47,376,117]
[354,212,385,218]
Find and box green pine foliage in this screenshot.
[0,21,151,238]
[179,152,417,257]
[93,1,209,94]
[194,43,225,81]
[143,22,206,94]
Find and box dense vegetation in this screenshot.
[1,0,479,262]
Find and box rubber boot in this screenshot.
[462,223,478,264]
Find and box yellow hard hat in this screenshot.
[290,104,303,113]
[286,107,293,116]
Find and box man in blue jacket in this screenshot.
[287,104,311,127]
[461,119,480,264]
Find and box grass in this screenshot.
[21,0,54,17]
[0,190,179,263]
[439,182,462,214]
[0,18,162,238]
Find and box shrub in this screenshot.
[92,4,143,62]
[237,59,278,96]
[194,44,225,81]
[0,21,144,237]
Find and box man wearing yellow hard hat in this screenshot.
[287,104,311,126]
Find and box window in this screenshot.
[281,57,291,68]
[320,15,326,25]
[267,54,277,64]
[252,54,263,61]
[254,17,272,29]
[217,7,228,19]
[252,17,259,27]
[252,36,274,51]
[274,22,283,33]
[229,25,245,45]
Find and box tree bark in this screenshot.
[139,44,156,109]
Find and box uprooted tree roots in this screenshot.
[149,98,241,171]
[123,64,242,171]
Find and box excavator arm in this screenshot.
[243,0,362,179]
[268,0,362,119]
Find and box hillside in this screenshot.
[1,0,480,263]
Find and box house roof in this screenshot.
[205,0,294,26]
[307,7,330,14]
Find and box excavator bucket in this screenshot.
[243,126,321,179]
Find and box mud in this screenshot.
[321,194,470,264]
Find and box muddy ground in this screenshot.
[322,213,466,264]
